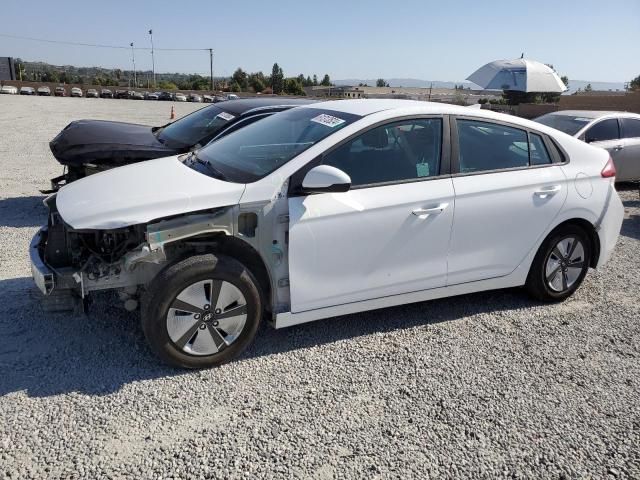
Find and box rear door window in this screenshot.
[584,119,620,143]
[456,120,529,173]
[621,118,640,139]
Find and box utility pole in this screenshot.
[209,48,214,92]
[428,82,433,101]
[130,42,136,88]
[149,29,156,88]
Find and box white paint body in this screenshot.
[54,100,624,328]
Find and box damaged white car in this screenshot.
[31,100,624,368]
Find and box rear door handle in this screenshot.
[412,203,449,218]
[534,185,562,198]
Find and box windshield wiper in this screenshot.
[195,155,227,181]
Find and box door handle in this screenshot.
[613,145,624,151]
[534,185,561,198]
[412,203,449,218]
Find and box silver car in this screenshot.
[535,110,640,182]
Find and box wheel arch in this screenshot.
[547,218,601,268]
[166,233,272,312]
[211,235,272,311]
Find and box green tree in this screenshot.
[249,71,266,92]
[232,68,249,90]
[305,75,312,87]
[320,74,331,86]
[312,74,318,86]
[284,77,305,96]
[584,83,593,92]
[376,78,390,87]
[629,75,640,91]
[230,82,242,92]
[158,81,178,90]
[271,63,285,94]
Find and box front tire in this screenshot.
[141,254,262,368]
[525,225,591,302]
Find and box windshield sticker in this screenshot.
[310,114,346,128]
[217,111,235,121]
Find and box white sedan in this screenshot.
[31,100,624,368]
[0,85,18,94]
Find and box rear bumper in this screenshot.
[596,183,624,267]
[30,228,55,295]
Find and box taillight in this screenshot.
[601,156,616,178]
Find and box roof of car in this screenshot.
[218,97,316,115]
[543,110,640,119]
[304,99,482,117]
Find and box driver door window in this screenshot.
[323,119,442,187]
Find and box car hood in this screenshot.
[49,119,178,167]
[56,156,246,230]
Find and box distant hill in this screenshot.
[333,78,627,94]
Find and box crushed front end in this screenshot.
[30,194,151,309]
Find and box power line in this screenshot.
[0,33,209,51]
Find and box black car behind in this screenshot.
[47,97,314,191]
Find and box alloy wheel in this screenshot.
[545,236,586,293]
[166,279,248,356]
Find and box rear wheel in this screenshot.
[526,225,591,302]
[142,253,262,368]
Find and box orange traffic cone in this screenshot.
[170,105,175,120]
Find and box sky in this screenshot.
[0,0,638,83]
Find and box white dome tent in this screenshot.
[467,58,567,93]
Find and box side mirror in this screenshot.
[301,165,351,194]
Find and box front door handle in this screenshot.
[613,145,624,151]
[534,185,562,198]
[412,203,449,218]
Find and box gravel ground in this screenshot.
[0,95,639,479]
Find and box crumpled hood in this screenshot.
[49,119,177,167]
[57,156,246,230]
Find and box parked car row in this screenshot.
[1,84,238,103]
[31,98,625,369]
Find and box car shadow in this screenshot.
[0,274,539,398]
[0,278,180,398]
[0,195,48,227]
[242,288,538,362]
[620,184,640,241]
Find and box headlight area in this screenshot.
[36,200,236,312]
[40,204,153,304]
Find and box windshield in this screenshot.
[195,108,360,183]
[534,113,592,136]
[156,105,237,149]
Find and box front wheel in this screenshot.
[141,254,262,368]
[525,225,592,302]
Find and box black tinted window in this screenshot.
[534,113,591,136]
[323,119,442,186]
[157,105,235,148]
[457,120,529,173]
[621,118,640,139]
[529,133,552,165]
[585,119,619,143]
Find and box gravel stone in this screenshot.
[0,95,639,479]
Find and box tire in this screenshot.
[141,253,262,369]
[525,224,592,302]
